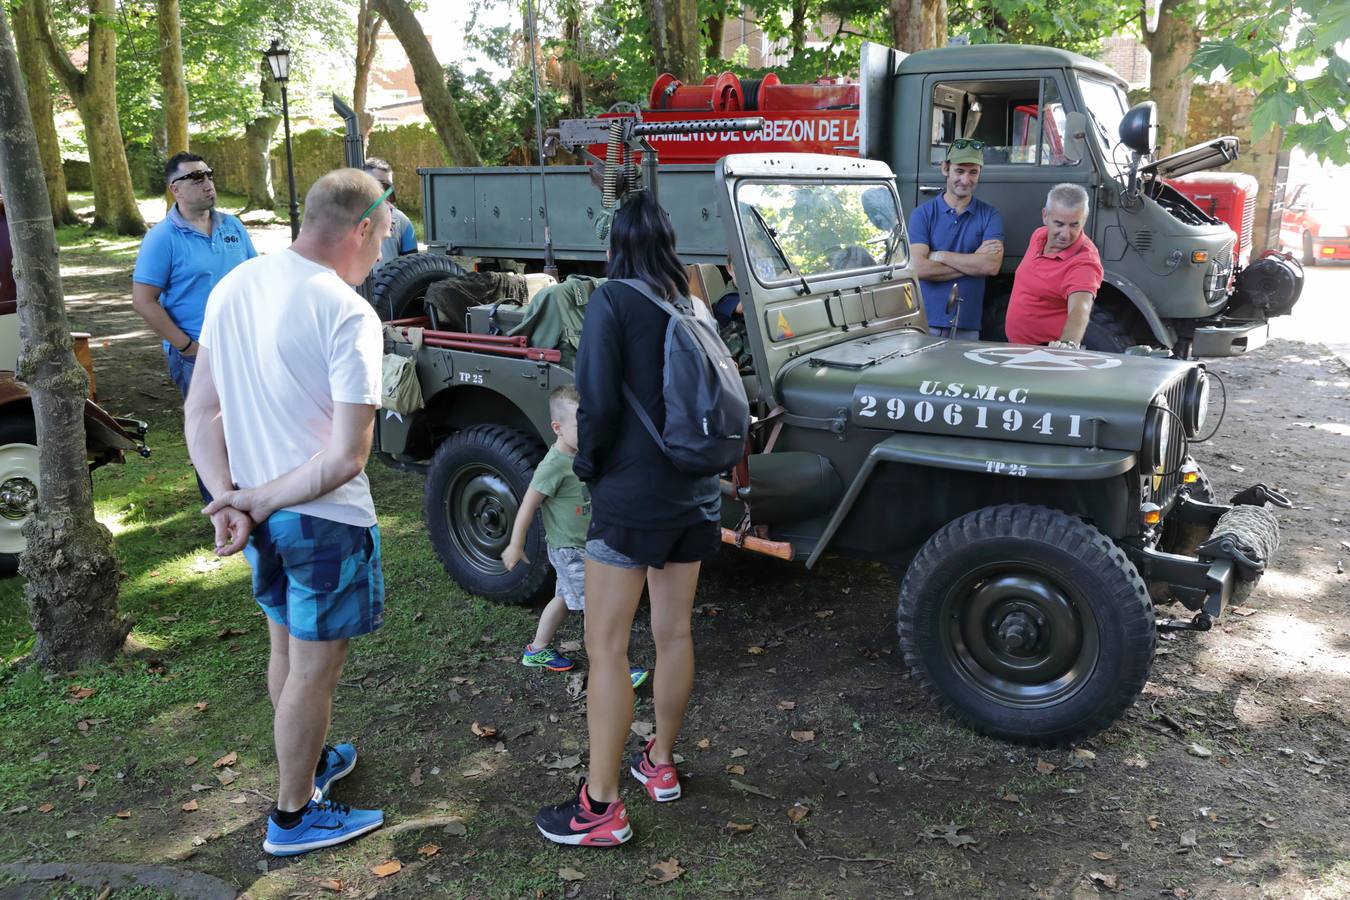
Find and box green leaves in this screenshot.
[1248,87,1299,142]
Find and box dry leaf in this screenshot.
[725,764,746,775]
[786,803,811,823]
[1146,814,1163,830]
[696,738,710,750]
[1035,758,1057,774]
[67,685,96,700]
[646,858,685,884]
[747,646,766,655]
[1092,851,1114,861]
[730,747,749,758]
[1231,606,1256,617]
[777,700,797,711]
[631,720,655,740]
[470,721,497,739]
[921,822,977,849]
[81,763,101,774]
[181,800,199,812]
[215,627,247,639]
[559,867,585,882]
[1179,829,1198,848]
[545,754,582,770]
[190,783,212,792]
[194,702,208,712]
[409,767,424,787]
[790,730,815,743]
[1088,872,1119,890]
[370,859,402,878]
[814,610,834,619]
[215,769,237,787]
[183,756,199,767]
[417,843,441,858]
[76,776,89,791]
[1123,755,1148,769]
[114,810,131,819]
[37,803,54,813]
[212,752,237,769]
[1071,748,1097,762]
[318,880,343,893]
[724,821,754,835]
[1000,793,1021,803]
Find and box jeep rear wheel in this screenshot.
[423,426,550,604]
[897,504,1156,746]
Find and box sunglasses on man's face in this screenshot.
[171,169,214,186]
[949,139,986,151]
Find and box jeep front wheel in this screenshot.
[897,504,1156,746]
[423,426,549,604]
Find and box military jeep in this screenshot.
[377,152,1286,746]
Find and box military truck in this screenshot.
[374,120,1288,744]
[372,42,1302,360]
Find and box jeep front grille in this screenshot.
[1154,375,1190,510]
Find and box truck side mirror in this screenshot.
[1119,102,1157,156]
[1062,111,1088,164]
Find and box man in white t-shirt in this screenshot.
[184,169,392,857]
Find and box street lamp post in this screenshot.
[264,40,300,241]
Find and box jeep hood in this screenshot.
[1141,136,1239,180]
[778,331,1191,451]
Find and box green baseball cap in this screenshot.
[944,139,985,167]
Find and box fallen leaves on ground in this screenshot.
[646,858,685,884]
[417,843,441,858]
[215,627,247,639]
[442,820,468,837]
[777,700,796,710]
[1123,755,1149,769]
[114,810,131,819]
[790,730,815,743]
[1179,829,1198,848]
[1068,748,1097,768]
[80,763,101,774]
[729,779,777,799]
[215,769,237,787]
[1092,851,1114,861]
[1088,872,1119,890]
[545,754,581,770]
[631,720,655,740]
[747,646,766,655]
[67,685,95,701]
[37,804,54,813]
[921,822,977,849]
[814,610,834,619]
[559,640,582,653]
[559,867,585,882]
[470,722,497,739]
[181,800,199,812]
[786,803,811,823]
[183,756,199,767]
[212,751,237,769]
[725,764,746,775]
[1035,758,1057,774]
[696,738,710,750]
[1147,814,1163,830]
[999,793,1020,803]
[76,776,89,792]
[317,880,343,893]
[409,767,424,786]
[1231,606,1256,617]
[370,860,402,878]
[724,821,754,835]
[730,747,748,758]
[1187,743,1213,758]
[194,702,208,712]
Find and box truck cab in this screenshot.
[863,43,1296,357]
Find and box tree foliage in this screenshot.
[1192,1,1350,164]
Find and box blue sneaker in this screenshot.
[263,800,384,856]
[314,743,358,800]
[522,644,574,671]
[630,667,650,689]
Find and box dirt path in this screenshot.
[30,231,1350,897]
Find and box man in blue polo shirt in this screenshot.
[908,141,1004,340]
[133,152,256,397]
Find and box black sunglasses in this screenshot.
[171,169,214,185]
[949,139,986,150]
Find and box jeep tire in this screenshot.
[897,504,1156,746]
[423,425,549,604]
[371,253,465,321]
[1082,303,1142,354]
[0,416,39,576]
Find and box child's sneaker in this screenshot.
[629,739,681,802]
[629,667,650,689]
[262,800,384,856]
[314,742,357,800]
[522,644,574,671]
[535,779,632,847]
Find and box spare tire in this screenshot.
[370,253,465,321]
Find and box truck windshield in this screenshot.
[1078,76,1129,170]
[736,181,906,285]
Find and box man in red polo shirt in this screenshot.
[1005,184,1103,349]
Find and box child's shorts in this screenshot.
[244,510,385,642]
[547,545,586,611]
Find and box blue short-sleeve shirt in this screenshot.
[908,194,1004,331]
[132,205,257,352]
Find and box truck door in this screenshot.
[915,71,1092,269]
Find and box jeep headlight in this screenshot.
[1181,367,1209,438]
[1142,400,1172,471]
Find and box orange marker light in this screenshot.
[1191,250,1208,264]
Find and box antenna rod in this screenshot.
[525,0,557,280]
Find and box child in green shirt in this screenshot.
[502,385,648,687]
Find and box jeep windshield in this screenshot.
[736,181,906,286]
[1078,75,1129,175]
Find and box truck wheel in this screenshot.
[1302,232,1317,267]
[423,425,549,604]
[1082,304,1141,354]
[0,418,39,576]
[897,504,1156,746]
[371,253,465,321]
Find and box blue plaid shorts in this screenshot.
[243,511,385,642]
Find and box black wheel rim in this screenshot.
[444,461,519,577]
[939,564,1100,708]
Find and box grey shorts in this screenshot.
[547,545,586,611]
[585,537,645,571]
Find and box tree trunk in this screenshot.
[156,0,187,157]
[563,0,586,118]
[888,0,943,52]
[789,0,808,54]
[372,0,481,166]
[354,0,383,147]
[9,0,75,225]
[243,61,280,212]
[33,0,145,235]
[1144,0,1198,156]
[0,5,128,669]
[705,13,724,62]
[648,0,701,82]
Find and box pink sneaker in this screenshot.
[629,738,681,802]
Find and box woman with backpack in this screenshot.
[534,191,734,847]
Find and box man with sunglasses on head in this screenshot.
[360,158,417,270]
[185,168,393,857]
[908,139,1004,340]
[133,153,256,398]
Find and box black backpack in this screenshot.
[615,279,750,477]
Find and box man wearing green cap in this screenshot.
[908,140,1005,340]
